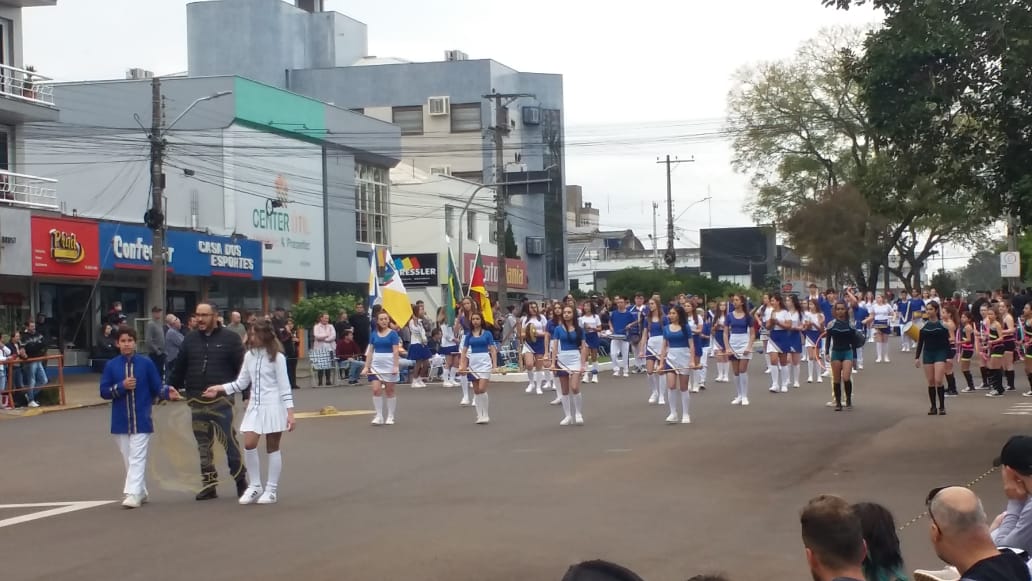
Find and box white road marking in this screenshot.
[0,501,116,529]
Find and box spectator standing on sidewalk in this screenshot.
[21,321,47,407]
[145,306,165,377]
[164,315,184,376]
[168,302,248,501]
[226,311,247,341]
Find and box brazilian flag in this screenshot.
[445,248,463,323]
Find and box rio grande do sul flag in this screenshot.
[468,248,494,326]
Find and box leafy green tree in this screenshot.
[929,271,958,299]
[958,250,1004,294]
[604,268,748,304]
[504,222,519,259]
[291,293,359,329]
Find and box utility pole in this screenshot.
[147,77,166,314]
[485,90,534,310]
[657,155,694,273]
[1007,215,1020,293]
[651,201,659,269]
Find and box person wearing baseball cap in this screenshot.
[990,436,1032,553]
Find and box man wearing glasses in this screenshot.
[168,303,248,501]
[799,494,867,581]
[915,486,1031,581]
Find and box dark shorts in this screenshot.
[961,348,975,361]
[922,349,949,365]
[830,349,854,362]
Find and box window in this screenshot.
[355,164,390,245]
[392,106,423,135]
[467,210,476,241]
[450,103,482,133]
[445,205,455,238]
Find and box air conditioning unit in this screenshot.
[526,236,545,255]
[522,106,541,126]
[428,96,450,116]
[430,165,452,176]
[126,68,154,80]
[444,50,469,61]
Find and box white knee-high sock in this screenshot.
[560,394,572,418]
[527,369,536,386]
[741,373,749,398]
[667,388,678,415]
[481,392,489,417]
[807,359,814,380]
[573,392,583,415]
[266,450,282,491]
[734,374,743,398]
[770,365,780,388]
[460,377,470,400]
[856,349,864,366]
[648,374,658,397]
[373,395,384,418]
[792,364,801,384]
[244,448,261,488]
[544,370,554,388]
[680,390,690,417]
[386,396,397,418]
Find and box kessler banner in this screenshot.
[392,253,438,287]
[31,216,100,278]
[463,253,528,290]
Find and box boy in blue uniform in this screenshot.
[100,326,181,508]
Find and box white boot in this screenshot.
[559,395,573,426]
[680,390,691,424]
[459,377,471,406]
[769,365,780,392]
[665,388,679,423]
[647,374,658,404]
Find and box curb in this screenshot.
[0,401,109,419]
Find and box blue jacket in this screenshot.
[99,354,169,434]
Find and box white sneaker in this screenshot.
[257,490,278,505]
[385,415,396,425]
[793,381,800,388]
[476,414,489,425]
[443,380,457,388]
[769,386,778,393]
[549,396,562,405]
[591,375,598,383]
[411,379,425,388]
[680,415,691,424]
[740,398,750,406]
[525,383,535,394]
[622,370,630,377]
[27,400,39,408]
[807,377,814,383]
[764,368,771,374]
[535,386,544,395]
[780,386,788,393]
[648,393,658,404]
[876,357,883,363]
[460,397,471,406]
[826,401,836,407]
[658,394,666,405]
[582,373,590,383]
[238,485,263,505]
[852,368,858,374]
[560,415,573,426]
[121,494,142,509]
[822,370,831,377]
[731,397,742,405]
[913,566,960,581]
[574,413,584,425]
[613,369,621,377]
[884,358,890,363]
[817,377,824,384]
[665,412,679,423]
[371,415,384,426]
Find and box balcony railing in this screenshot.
[0,63,54,108]
[0,169,58,209]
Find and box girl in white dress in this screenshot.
[204,320,295,505]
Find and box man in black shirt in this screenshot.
[168,302,247,501]
[800,494,867,581]
[916,486,1032,581]
[348,303,371,355]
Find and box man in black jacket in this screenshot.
[168,302,248,501]
[21,321,47,407]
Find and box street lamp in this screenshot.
[164,91,232,135]
[673,196,712,224]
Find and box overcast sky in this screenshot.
[30,1,973,266]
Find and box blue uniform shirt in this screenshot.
[100,354,169,434]
[465,330,494,354]
[663,325,692,348]
[371,330,400,353]
[610,308,635,335]
[553,325,583,351]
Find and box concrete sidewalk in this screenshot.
[0,373,106,419]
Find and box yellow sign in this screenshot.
[49,229,84,264]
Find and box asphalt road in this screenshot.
[2,349,1030,581]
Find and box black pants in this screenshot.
[286,356,298,388]
[149,353,166,380]
[189,398,245,489]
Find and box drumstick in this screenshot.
[656,364,704,373]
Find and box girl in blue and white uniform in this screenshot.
[361,312,401,426]
[520,302,550,396]
[803,300,825,383]
[725,294,755,406]
[436,307,460,387]
[640,297,668,406]
[711,301,730,383]
[870,295,894,364]
[784,295,805,389]
[545,304,564,404]
[551,305,587,426]
[767,294,791,393]
[578,301,602,384]
[659,304,694,424]
[460,312,497,425]
[688,308,707,393]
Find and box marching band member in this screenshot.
[688,308,706,393]
[609,296,636,377]
[455,298,475,406]
[659,304,694,424]
[629,293,647,374]
[551,305,588,426]
[725,294,755,406]
[1021,303,1032,397]
[755,294,775,377]
[823,302,858,411]
[578,301,602,384]
[978,303,992,389]
[711,301,729,383]
[804,300,825,383]
[767,294,790,393]
[914,302,950,415]
[520,302,550,396]
[640,298,668,405]
[436,307,460,388]
[958,310,979,393]
[871,295,894,363]
[362,311,402,426]
[942,305,961,397]
[848,292,871,371]
[785,295,805,388]
[999,303,1018,391]
[459,312,497,425]
[983,308,1006,397]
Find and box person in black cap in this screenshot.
[989,436,1032,552]
[561,560,645,581]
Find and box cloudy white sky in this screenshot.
[30,1,976,266]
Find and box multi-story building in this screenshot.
[185,0,567,300]
[0,0,58,332]
[23,75,400,364]
[565,185,599,235]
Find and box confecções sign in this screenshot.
[99,223,263,280]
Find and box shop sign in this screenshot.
[0,207,31,276]
[463,253,528,290]
[31,216,100,278]
[392,253,438,287]
[99,223,263,280]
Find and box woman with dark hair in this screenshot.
[766,293,790,393]
[204,319,294,505]
[551,305,587,426]
[942,304,961,397]
[725,294,755,406]
[785,294,805,389]
[519,301,549,396]
[459,312,497,425]
[659,304,694,424]
[914,301,950,415]
[455,297,476,406]
[406,303,431,388]
[823,301,858,411]
[578,301,601,384]
[852,502,908,581]
[361,311,402,425]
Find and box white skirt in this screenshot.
[370,352,399,383]
[646,335,664,359]
[240,403,289,435]
[468,352,492,380]
[664,346,692,375]
[556,349,582,376]
[728,333,753,360]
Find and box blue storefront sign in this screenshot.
[99,223,262,280]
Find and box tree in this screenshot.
[958,250,1004,294]
[291,293,359,329]
[824,0,1032,225]
[929,271,958,299]
[504,222,519,259]
[604,268,748,305]
[728,27,990,292]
